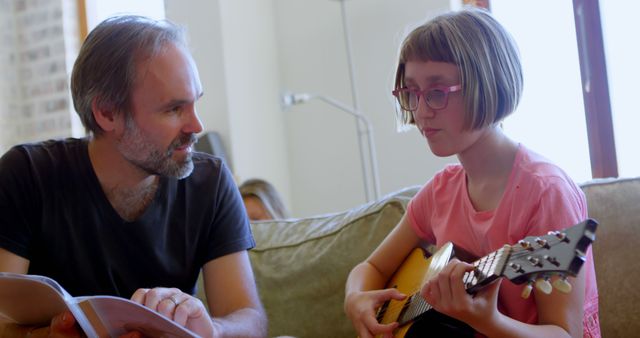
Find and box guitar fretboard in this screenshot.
[464,245,511,293]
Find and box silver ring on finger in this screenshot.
[169,294,181,306]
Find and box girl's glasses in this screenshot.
[392,84,462,111]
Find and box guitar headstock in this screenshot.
[501,219,598,296]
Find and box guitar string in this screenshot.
[375,240,568,321]
[377,249,565,321]
[378,247,506,317]
[376,251,501,320]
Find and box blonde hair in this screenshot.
[239,179,289,219]
[394,7,523,130]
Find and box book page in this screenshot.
[0,273,68,325]
[73,296,198,338]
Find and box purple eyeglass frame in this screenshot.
[392,84,462,111]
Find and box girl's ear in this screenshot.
[91,97,120,133]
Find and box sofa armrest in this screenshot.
[581,177,640,337]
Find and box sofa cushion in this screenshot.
[581,177,640,338]
[249,186,419,338]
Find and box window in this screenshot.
[84,0,165,31]
[492,0,592,183]
[600,2,640,178]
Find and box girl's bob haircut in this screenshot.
[394,7,523,130]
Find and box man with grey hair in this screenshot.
[0,15,267,337]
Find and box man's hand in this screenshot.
[131,287,216,337]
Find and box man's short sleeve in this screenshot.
[0,146,41,258]
[202,160,255,263]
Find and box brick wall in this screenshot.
[0,0,80,153]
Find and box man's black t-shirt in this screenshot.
[0,138,254,298]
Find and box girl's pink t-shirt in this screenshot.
[407,144,600,337]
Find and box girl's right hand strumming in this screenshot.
[344,288,406,338]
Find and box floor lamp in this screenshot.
[279,0,381,202]
[281,92,381,202]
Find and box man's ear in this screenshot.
[91,97,121,132]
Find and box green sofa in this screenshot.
[201,177,639,338]
[249,186,418,338]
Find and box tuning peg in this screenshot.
[544,255,560,266]
[535,277,553,294]
[509,262,524,273]
[527,256,542,267]
[553,276,572,293]
[521,281,534,299]
[518,240,534,251]
[535,237,550,249]
[548,230,569,243]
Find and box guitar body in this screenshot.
[377,243,473,338]
[377,247,435,338]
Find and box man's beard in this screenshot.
[116,116,197,179]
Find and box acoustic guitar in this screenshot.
[374,219,598,338]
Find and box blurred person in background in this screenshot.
[240,178,290,221]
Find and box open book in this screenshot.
[0,272,199,337]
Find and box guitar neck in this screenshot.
[397,245,512,325]
[464,245,512,293]
[388,219,597,327]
